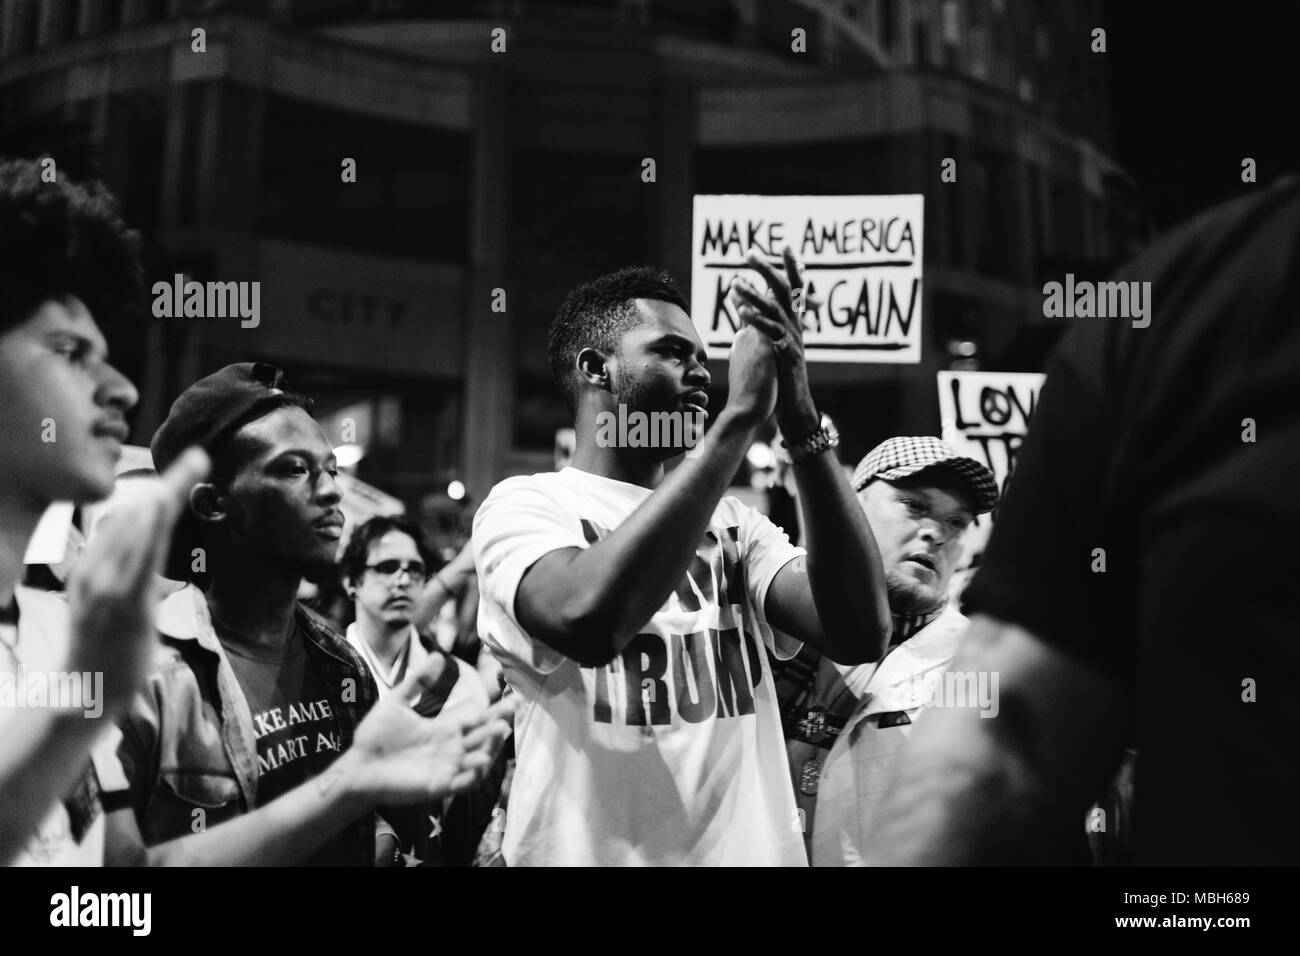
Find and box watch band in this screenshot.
[785,418,839,464]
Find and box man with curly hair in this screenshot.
[0,158,512,867]
[0,156,208,865]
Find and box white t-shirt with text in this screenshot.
[474,467,808,866]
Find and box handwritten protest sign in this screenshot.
[691,195,924,363]
[937,370,1046,559]
[938,371,1045,496]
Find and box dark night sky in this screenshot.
[1103,0,1298,228]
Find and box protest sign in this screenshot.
[937,371,1045,497]
[937,370,1046,560]
[691,194,924,363]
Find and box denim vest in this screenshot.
[116,585,379,865]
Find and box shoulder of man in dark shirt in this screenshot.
[965,174,1300,678]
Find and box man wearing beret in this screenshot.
[104,363,510,866]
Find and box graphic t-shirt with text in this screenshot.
[474,466,808,866]
[218,622,346,866]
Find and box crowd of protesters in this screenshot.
[3,156,1295,867]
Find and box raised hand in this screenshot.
[342,696,514,806]
[729,247,820,440]
[725,325,778,428]
[66,447,210,719]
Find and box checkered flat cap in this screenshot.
[852,436,999,514]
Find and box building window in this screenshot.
[258,95,470,261]
[941,134,965,268]
[913,19,928,68]
[2,0,38,57]
[62,1,83,40]
[175,83,205,227]
[941,0,959,42]
[1050,180,1085,261]
[880,0,896,53]
[139,0,169,22]
[1027,162,1047,264]
[970,27,987,80]
[941,0,959,70]
[119,93,166,235]
[971,148,1018,279]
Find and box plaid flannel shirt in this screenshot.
[116,584,380,865]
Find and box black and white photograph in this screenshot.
[1,0,1294,937]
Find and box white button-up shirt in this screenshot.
[812,604,970,866]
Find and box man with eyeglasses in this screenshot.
[342,515,487,715]
[341,515,492,865]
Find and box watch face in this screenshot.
[821,414,839,442]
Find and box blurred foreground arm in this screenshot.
[108,688,513,867]
[863,614,1129,864]
[0,450,209,865]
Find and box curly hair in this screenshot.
[547,265,690,412]
[0,156,144,334]
[339,514,436,587]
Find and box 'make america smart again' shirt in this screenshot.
[474,467,809,866]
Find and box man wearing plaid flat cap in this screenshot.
[848,436,998,620]
[774,436,998,865]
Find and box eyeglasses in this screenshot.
[365,559,428,581]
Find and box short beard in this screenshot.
[611,368,675,419]
[608,375,684,461]
[885,569,946,617]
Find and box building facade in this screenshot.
[1,0,1127,523]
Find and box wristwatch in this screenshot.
[784,413,839,464]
